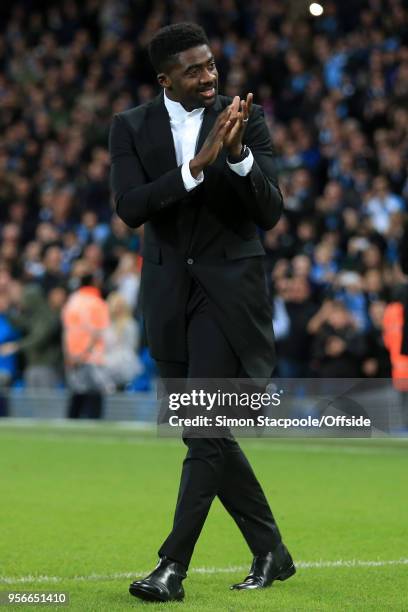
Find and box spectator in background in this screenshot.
[0,293,20,382]
[76,210,110,246]
[61,230,82,275]
[0,284,62,388]
[105,292,142,390]
[0,293,20,416]
[383,291,408,428]
[363,300,391,379]
[360,242,386,275]
[291,254,312,279]
[263,216,296,274]
[274,276,318,377]
[62,260,111,419]
[79,157,111,220]
[382,222,408,427]
[315,181,350,234]
[103,214,141,276]
[1,237,20,277]
[272,291,290,347]
[109,251,141,311]
[282,167,315,224]
[40,244,64,294]
[335,271,369,332]
[309,300,366,378]
[294,218,317,258]
[35,223,60,250]
[310,242,338,288]
[0,223,22,277]
[23,241,45,281]
[82,242,105,286]
[363,268,389,305]
[364,176,405,235]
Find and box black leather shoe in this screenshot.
[231,542,296,590]
[129,557,187,602]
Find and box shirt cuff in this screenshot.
[227,148,254,176]
[181,160,204,191]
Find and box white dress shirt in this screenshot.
[164,90,254,192]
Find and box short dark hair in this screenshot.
[148,22,209,73]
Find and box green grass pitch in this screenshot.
[0,422,407,611]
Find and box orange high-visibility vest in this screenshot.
[62,287,110,366]
[383,302,408,391]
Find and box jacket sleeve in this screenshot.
[225,105,283,231]
[109,114,189,228]
[17,317,59,352]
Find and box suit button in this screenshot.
[187,258,194,265]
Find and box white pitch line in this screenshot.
[1,430,407,455]
[1,558,407,584]
[2,418,408,454]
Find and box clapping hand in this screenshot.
[190,93,253,177]
[224,93,253,158]
[189,105,232,177]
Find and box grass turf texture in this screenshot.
[0,422,407,611]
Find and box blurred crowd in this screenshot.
[1,0,408,392]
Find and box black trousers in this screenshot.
[156,280,282,568]
[67,392,103,419]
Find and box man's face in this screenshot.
[159,44,218,111]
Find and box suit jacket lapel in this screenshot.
[195,95,222,154]
[140,92,178,179]
[139,92,223,180]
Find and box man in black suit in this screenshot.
[109,22,295,603]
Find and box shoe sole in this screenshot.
[129,584,184,602]
[231,563,296,590]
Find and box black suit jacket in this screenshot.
[109,92,283,377]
